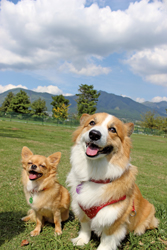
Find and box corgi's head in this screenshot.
[21,147,61,181]
[73,113,134,165]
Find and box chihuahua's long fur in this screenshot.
[21,147,70,236]
[67,113,159,250]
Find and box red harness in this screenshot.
[79,195,126,219]
[78,179,127,219]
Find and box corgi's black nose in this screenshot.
[31,164,37,170]
[89,130,101,141]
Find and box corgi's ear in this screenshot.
[47,152,61,167]
[22,146,33,160]
[125,123,134,137]
[80,113,90,126]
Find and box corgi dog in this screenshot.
[21,146,70,236]
[67,113,158,250]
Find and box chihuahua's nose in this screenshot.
[89,129,101,141]
[31,164,37,170]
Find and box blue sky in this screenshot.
[0,0,167,103]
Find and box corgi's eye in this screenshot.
[109,127,117,133]
[89,120,95,126]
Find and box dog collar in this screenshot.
[90,178,111,184]
[29,188,46,204]
[79,195,126,219]
[76,179,111,194]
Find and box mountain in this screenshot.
[0,88,167,121]
[143,101,167,116]
[0,88,77,114]
[96,91,161,120]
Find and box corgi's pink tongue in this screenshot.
[29,173,38,180]
[86,145,99,156]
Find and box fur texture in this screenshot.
[21,147,70,236]
[67,112,158,250]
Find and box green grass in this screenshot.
[0,120,167,249]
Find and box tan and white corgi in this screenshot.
[67,113,158,250]
[21,147,70,236]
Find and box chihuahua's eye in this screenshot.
[40,164,45,168]
[89,120,95,126]
[109,127,117,133]
[28,162,32,165]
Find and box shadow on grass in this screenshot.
[62,210,75,228]
[0,129,24,139]
[43,210,75,231]
[0,211,26,246]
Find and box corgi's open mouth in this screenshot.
[29,171,43,181]
[86,143,113,157]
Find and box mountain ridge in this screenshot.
[0,88,167,121]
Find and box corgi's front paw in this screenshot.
[30,229,40,236]
[55,228,62,236]
[72,236,89,246]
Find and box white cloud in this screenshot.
[125,46,167,86]
[33,85,63,95]
[63,93,74,96]
[145,74,167,86]
[136,97,145,103]
[151,96,167,102]
[64,63,111,76]
[121,94,131,98]
[0,84,27,93]
[0,0,167,82]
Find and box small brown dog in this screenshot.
[21,146,70,236]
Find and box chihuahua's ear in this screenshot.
[48,152,61,167]
[22,146,33,160]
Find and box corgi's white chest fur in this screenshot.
[74,181,122,236]
[67,142,126,235]
[70,143,127,182]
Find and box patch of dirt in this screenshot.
[11,127,19,130]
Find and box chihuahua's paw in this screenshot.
[30,229,40,237]
[55,228,62,236]
[72,236,89,246]
[21,216,30,222]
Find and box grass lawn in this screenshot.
[0,120,167,250]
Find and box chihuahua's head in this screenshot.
[21,146,61,181]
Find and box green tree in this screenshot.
[51,95,70,119]
[141,111,156,129]
[0,92,14,112]
[8,90,31,114]
[141,110,167,133]
[76,84,100,117]
[31,98,48,117]
[154,115,167,133]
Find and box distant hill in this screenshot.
[0,88,77,115]
[143,101,167,116]
[0,88,167,121]
[96,91,163,120]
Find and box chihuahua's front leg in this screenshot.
[54,210,62,235]
[30,212,43,236]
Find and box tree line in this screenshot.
[1,85,167,134]
[140,111,167,133]
[0,84,100,119]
